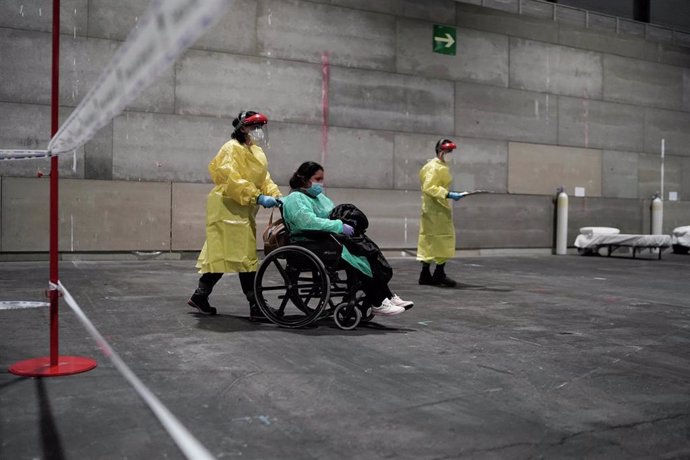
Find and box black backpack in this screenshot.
[329,203,369,236]
[329,204,392,283]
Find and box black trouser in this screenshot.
[359,273,393,306]
[196,272,256,304]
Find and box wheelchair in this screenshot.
[253,228,375,330]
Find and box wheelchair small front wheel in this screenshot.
[333,303,361,330]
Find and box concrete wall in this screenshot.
[1,178,171,252]
[3,177,690,254]
[1,0,690,254]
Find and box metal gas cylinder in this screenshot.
[555,188,569,255]
[651,195,663,235]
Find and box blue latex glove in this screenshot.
[257,195,279,208]
[342,223,355,237]
[448,192,466,201]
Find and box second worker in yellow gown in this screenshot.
[417,138,466,287]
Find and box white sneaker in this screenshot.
[372,298,405,316]
[390,294,414,310]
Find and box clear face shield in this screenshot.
[437,150,453,163]
[247,125,269,149]
[437,141,457,163]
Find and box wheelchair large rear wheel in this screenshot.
[254,245,330,328]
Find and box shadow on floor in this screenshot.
[191,312,415,336]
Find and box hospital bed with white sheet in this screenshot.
[574,227,672,260]
[672,226,690,254]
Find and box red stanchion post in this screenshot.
[49,0,60,363]
[9,0,97,377]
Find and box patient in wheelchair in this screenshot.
[281,161,414,316]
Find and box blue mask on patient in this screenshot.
[306,183,323,197]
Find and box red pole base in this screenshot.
[9,356,97,377]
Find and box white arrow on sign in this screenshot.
[434,32,455,48]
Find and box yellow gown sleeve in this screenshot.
[210,143,262,206]
[421,164,450,202]
[261,171,282,198]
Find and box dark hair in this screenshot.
[435,138,453,154]
[289,161,323,189]
[231,110,257,144]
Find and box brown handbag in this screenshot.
[262,209,289,255]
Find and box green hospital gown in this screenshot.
[281,191,373,278]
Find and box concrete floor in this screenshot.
[1,252,689,459]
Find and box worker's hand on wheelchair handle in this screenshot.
[257,194,279,208]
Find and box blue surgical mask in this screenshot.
[307,182,323,197]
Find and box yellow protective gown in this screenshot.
[417,157,455,263]
[196,139,281,273]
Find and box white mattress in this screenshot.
[579,227,620,236]
[574,233,672,249]
[672,226,690,246]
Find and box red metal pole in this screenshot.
[49,0,60,366]
[9,0,95,378]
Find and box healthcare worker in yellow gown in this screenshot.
[417,138,465,287]
[188,111,281,319]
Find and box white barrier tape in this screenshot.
[48,0,231,155]
[58,281,215,460]
[0,150,51,161]
[0,301,50,310]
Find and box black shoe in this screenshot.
[249,303,269,322]
[432,274,457,288]
[419,270,438,286]
[188,294,217,315]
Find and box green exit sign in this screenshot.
[433,25,456,55]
